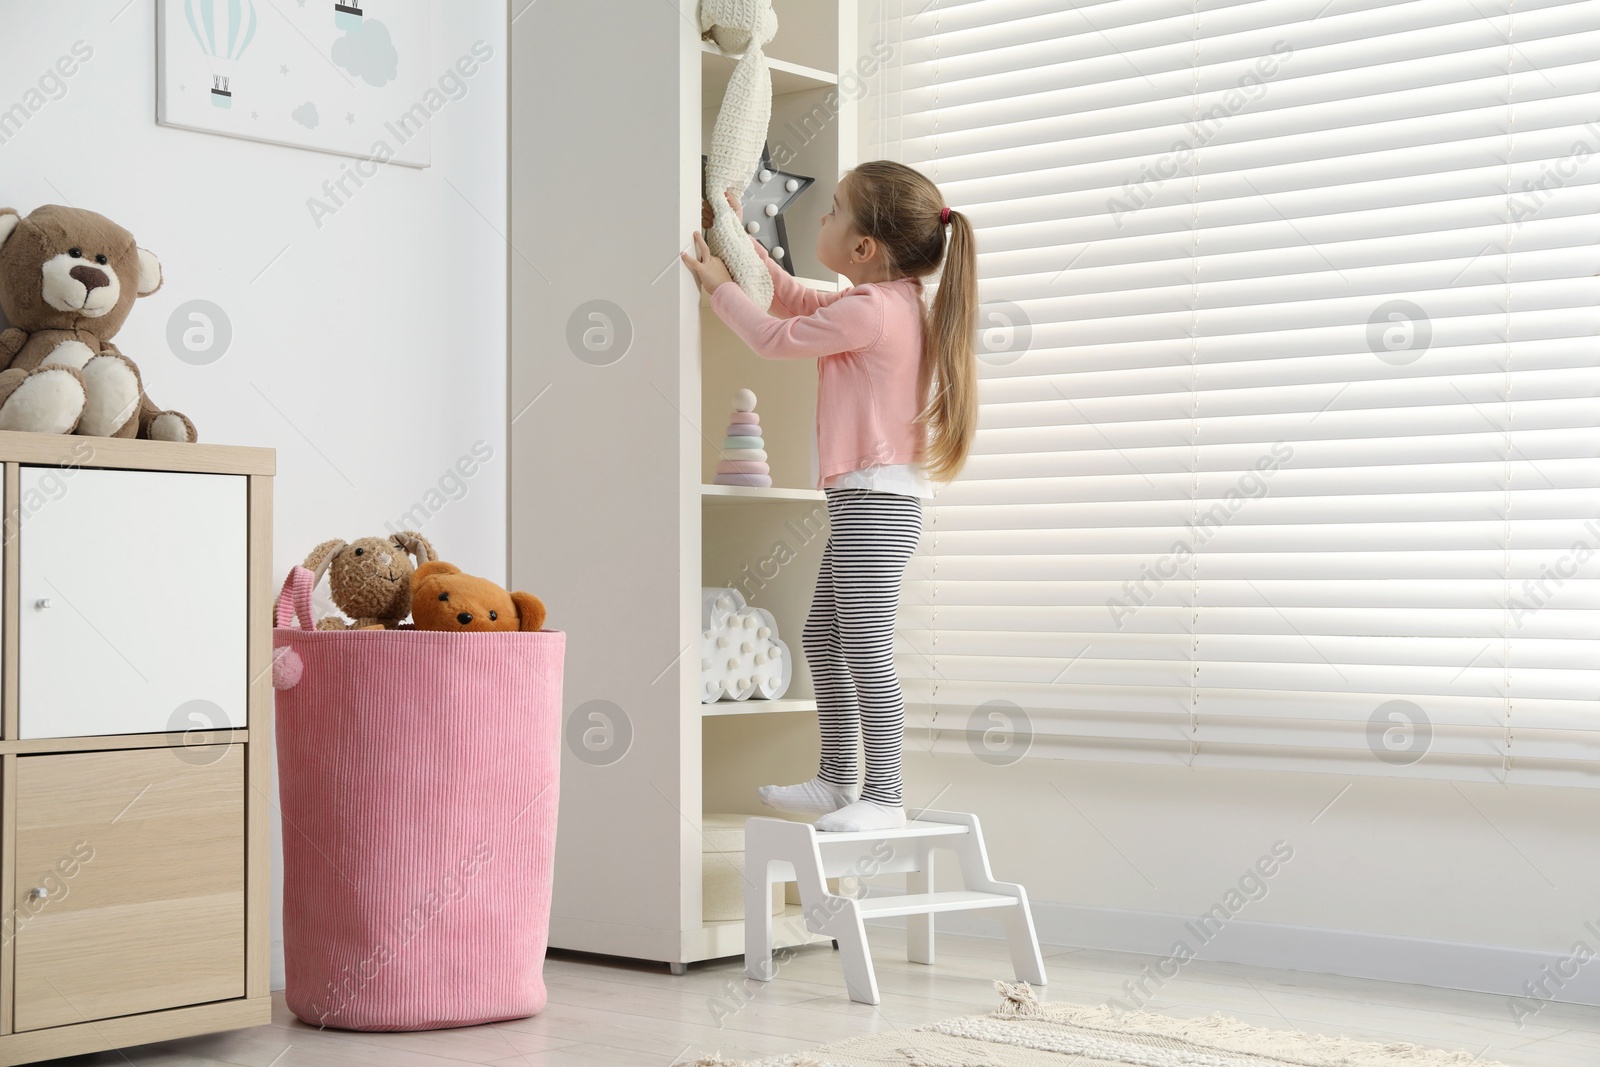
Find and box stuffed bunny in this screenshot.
[700,0,778,310]
[302,531,436,630]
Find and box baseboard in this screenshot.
[866,895,1600,1011]
[275,898,1600,1012]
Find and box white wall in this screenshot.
[1,0,508,987]
[901,754,1600,1009]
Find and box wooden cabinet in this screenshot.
[0,433,273,1066]
[13,746,244,1031]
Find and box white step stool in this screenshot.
[742,809,1046,1005]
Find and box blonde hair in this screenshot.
[841,160,978,484]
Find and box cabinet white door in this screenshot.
[19,467,248,739]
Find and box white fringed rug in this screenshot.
[684,982,1508,1067]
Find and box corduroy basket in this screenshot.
[272,565,564,1031]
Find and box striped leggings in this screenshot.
[803,487,923,806]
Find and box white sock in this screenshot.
[757,776,858,816]
[815,799,907,833]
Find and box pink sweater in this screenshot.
[709,243,929,486]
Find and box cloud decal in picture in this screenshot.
[183,0,258,108]
[332,17,399,87]
[291,101,319,128]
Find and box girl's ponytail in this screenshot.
[843,161,980,485]
[917,209,978,482]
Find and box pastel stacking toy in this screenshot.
[713,388,772,488]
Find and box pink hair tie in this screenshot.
[939,206,951,224]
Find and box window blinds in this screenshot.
[871,0,1600,784]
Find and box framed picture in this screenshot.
[157,0,434,168]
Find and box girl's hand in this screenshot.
[700,190,743,230]
[681,230,735,295]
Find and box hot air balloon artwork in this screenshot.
[334,3,364,30]
[157,0,432,166]
[183,0,258,109]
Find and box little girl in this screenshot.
[682,160,978,832]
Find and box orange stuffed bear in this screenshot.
[409,561,547,633]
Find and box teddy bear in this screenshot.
[0,204,195,441]
[410,561,547,633]
[303,531,436,630]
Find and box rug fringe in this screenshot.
[992,979,1044,1017]
[990,987,1497,1066]
[676,978,1503,1066]
[676,1055,826,1067]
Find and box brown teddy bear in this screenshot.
[0,204,195,441]
[410,561,547,633]
[304,531,436,630]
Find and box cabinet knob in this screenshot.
[34,598,51,610]
[27,887,46,901]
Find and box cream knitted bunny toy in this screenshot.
[700,0,778,311]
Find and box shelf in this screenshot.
[700,40,837,99]
[701,697,817,717]
[702,483,824,505]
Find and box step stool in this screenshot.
[743,809,1046,1005]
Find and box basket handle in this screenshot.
[275,565,317,631]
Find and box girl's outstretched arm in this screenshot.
[756,240,848,318]
[701,194,844,319]
[711,274,885,360]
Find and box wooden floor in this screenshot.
[36,929,1600,1066]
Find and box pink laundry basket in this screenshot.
[272,565,564,1031]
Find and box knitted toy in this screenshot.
[0,205,196,441]
[302,531,436,630]
[410,562,547,633]
[700,0,778,311]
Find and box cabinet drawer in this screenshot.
[18,467,248,739]
[12,745,245,1031]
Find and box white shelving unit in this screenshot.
[511,0,859,968]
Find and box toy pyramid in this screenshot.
[713,388,771,488]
